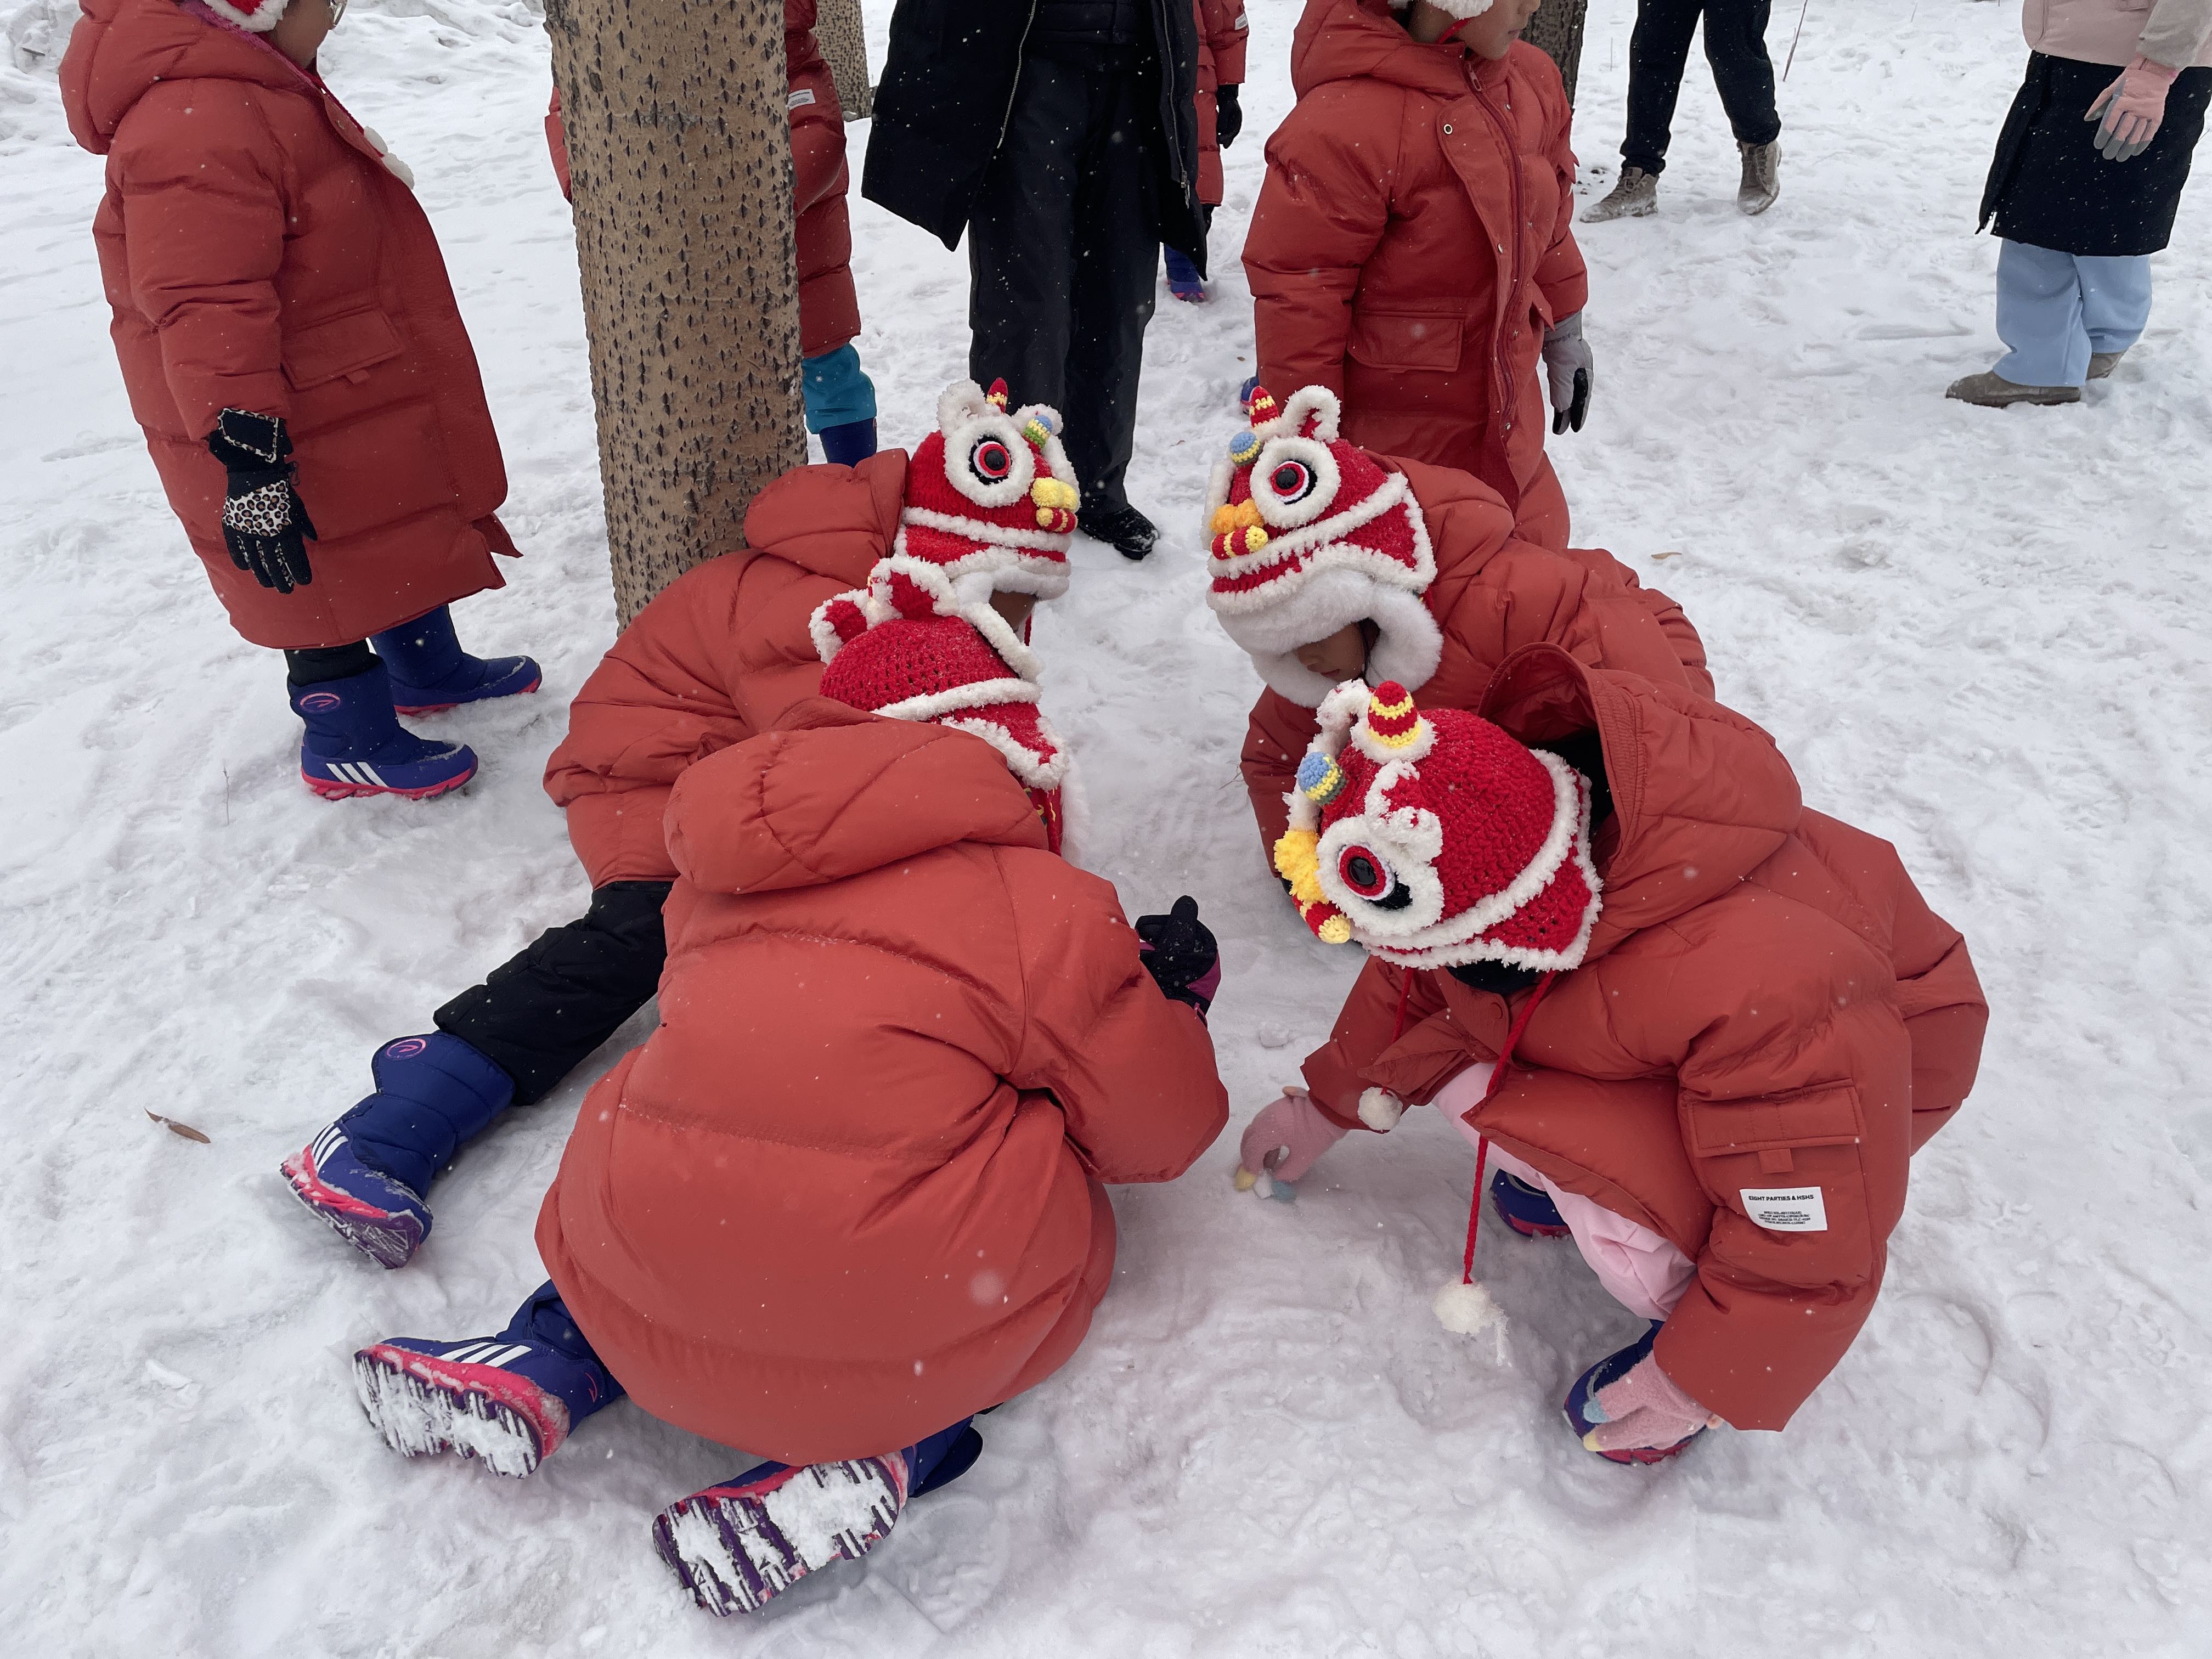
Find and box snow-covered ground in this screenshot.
[3,0,2209,1650]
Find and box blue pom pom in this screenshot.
[1228,430,1261,465]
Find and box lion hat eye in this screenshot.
[1335,842,1413,909]
[1248,435,1340,529]
[944,413,1037,507]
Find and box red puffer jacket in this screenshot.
[1300,647,1988,1432]
[544,0,860,357]
[1244,0,1585,548]
[1237,456,1710,865]
[543,452,906,886]
[538,701,1228,1462]
[1194,0,1250,208]
[60,0,515,649]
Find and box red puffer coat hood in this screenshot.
[539,701,1229,1463]
[545,452,909,886]
[62,0,283,153]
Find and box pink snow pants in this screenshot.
[1433,1066,1696,1323]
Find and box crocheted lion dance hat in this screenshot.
[811,555,1068,851]
[896,380,1082,604]
[1201,385,1441,707]
[1272,680,1601,972]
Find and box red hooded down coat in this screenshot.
[1244,0,1586,549]
[1238,456,1711,866]
[1194,0,1251,208]
[543,0,861,358]
[1301,647,1988,1431]
[544,452,906,887]
[537,701,1228,1462]
[60,0,515,650]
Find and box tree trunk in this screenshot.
[1522,0,1590,108]
[813,0,873,120]
[545,0,807,628]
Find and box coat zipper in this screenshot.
[1154,0,1191,189]
[1468,63,1524,441]
[994,0,1043,152]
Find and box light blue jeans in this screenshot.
[801,343,877,433]
[1994,239,2153,388]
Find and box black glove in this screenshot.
[1134,895,1221,1018]
[206,408,316,593]
[1215,83,1243,150]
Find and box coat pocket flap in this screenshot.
[282,308,404,392]
[1684,1083,1865,1158]
[1346,309,1465,373]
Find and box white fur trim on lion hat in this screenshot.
[201,0,293,32]
[1201,385,1442,708]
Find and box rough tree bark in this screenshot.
[545,0,806,627]
[1522,0,1590,107]
[813,0,873,120]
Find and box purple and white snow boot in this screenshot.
[353,1282,621,1477]
[282,1032,514,1268]
[652,1421,979,1616]
[292,662,477,800]
[1492,1168,1571,1238]
[281,1123,431,1269]
[369,605,540,715]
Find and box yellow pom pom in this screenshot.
[1210,505,1239,537]
[1234,500,1262,527]
[1272,828,1322,901]
[1318,915,1353,945]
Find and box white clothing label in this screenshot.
[1740,1186,1829,1232]
[787,88,816,109]
[1234,11,1249,25]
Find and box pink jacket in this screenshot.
[2023,0,2212,69]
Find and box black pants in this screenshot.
[1622,0,1780,177]
[968,52,1164,516]
[433,881,673,1104]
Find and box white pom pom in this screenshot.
[1358,1088,1405,1131]
[1432,1278,1504,1336]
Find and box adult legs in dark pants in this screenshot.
[1589,0,1782,219]
[967,54,1166,556]
[281,880,673,1267]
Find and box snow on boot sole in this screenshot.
[652,1458,908,1616]
[353,1343,572,1477]
[281,1143,424,1269]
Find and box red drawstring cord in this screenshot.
[1459,972,1555,1285]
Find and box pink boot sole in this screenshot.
[302,764,475,802]
[394,673,542,717]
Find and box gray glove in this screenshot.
[1543,312,1594,436]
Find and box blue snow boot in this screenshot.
[652,1419,978,1616]
[354,1281,623,1477]
[292,662,477,800]
[1563,1322,1707,1465]
[818,417,878,467]
[1164,245,1206,302]
[1492,1168,1571,1238]
[281,1032,515,1267]
[369,605,540,715]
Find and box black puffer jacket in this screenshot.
[1029,0,1148,52]
[864,0,1203,255]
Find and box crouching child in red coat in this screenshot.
[61,0,542,802]
[347,555,1229,1616]
[1237,654,1987,1460]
